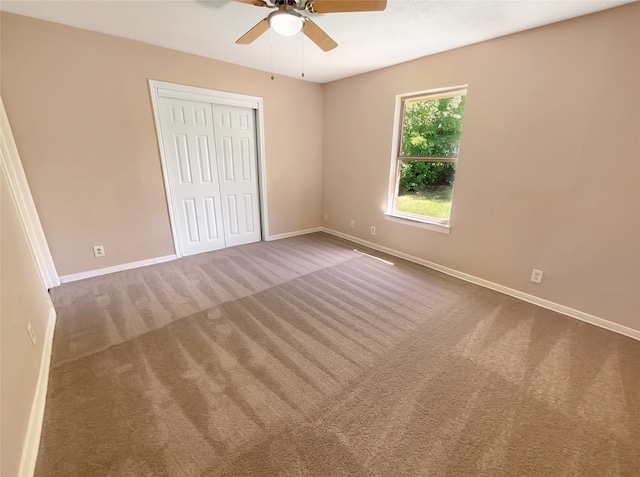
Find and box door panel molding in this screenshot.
[149,80,270,257]
[212,103,261,248]
[158,97,226,255]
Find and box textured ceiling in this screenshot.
[1,0,633,83]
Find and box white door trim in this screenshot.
[0,96,60,289]
[148,80,270,258]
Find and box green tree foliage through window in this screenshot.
[399,95,465,194]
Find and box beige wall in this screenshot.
[0,13,323,276]
[1,167,54,476]
[2,7,639,332]
[322,4,640,331]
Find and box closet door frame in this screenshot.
[1,97,60,288]
[148,80,270,258]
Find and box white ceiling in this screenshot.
[1,0,633,83]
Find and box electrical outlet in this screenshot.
[370,226,376,235]
[27,322,37,346]
[350,219,355,228]
[530,269,544,284]
[324,213,328,221]
[93,245,105,257]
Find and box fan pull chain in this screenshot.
[301,31,305,78]
[270,28,275,80]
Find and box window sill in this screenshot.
[384,213,451,234]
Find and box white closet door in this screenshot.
[212,104,261,247]
[158,97,226,256]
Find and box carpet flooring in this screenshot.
[36,232,640,476]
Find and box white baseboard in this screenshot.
[59,231,327,282]
[266,227,323,241]
[322,228,640,342]
[19,305,57,477]
[59,254,177,283]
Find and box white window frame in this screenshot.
[385,85,467,234]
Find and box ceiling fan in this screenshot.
[234,0,387,52]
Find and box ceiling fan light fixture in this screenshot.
[269,11,304,36]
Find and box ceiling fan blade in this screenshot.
[302,19,338,52]
[236,18,270,44]
[234,0,269,6]
[308,0,387,13]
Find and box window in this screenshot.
[387,86,467,230]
